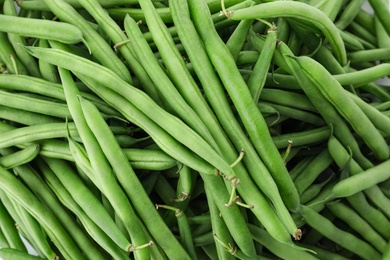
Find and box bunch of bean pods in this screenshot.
[0,0,389,259]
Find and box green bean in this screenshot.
[0,144,40,169]
[226,18,254,62]
[36,158,127,260]
[374,0,390,52]
[262,102,325,126]
[0,248,45,260]
[0,165,86,259]
[37,39,60,83]
[294,149,333,195]
[327,201,387,253]
[0,199,27,252]
[41,0,132,83]
[272,126,330,149]
[335,0,365,30]
[355,8,376,32]
[0,90,70,119]
[360,82,390,101]
[204,187,236,260]
[347,48,390,63]
[2,0,41,77]
[72,0,164,106]
[26,47,238,181]
[248,224,318,260]
[367,0,390,36]
[0,74,121,117]
[188,1,301,228]
[10,198,56,259]
[300,172,335,205]
[301,205,382,259]
[60,67,151,258]
[124,14,220,153]
[0,105,62,125]
[247,25,277,103]
[229,1,347,65]
[347,91,390,136]
[312,0,345,22]
[75,95,192,258]
[0,31,28,75]
[156,205,197,260]
[338,29,365,51]
[0,14,83,45]
[290,55,389,161]
[347,21,377,46]
[107,7,172,23]
[328,159,390,199]
[327,133,390,218]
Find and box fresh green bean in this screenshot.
[300,172,335,205]
[226,18,254,62]
[229,1,347,65]
[37,39,60,83]
[10,198,56,259]
[247,25,277,103]
[0,14,83,44]
[188,1,301,228]
[334,0,365,30]
[348,21,377,46]
[272,126,330,149]
[347,48,390,63]
[41,0,132,83]
[0,165,86,259]
[290,55,389,161]
[0,199,27,252]
[2,0,41,77]
[0,248,45,260]
[367,0,390,36]
[36,158,127,260]
[0,144,40,169]
[300,205,382,259]
[0,31,28,75]
[107,7,172,23]
[327,201,387,253]
[248,224,318,260]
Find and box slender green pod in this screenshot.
[327,201,388,253]
[75,95,191,259]
[328,159,390,199]
[226,18,255,62]
[37,159,128,260]
[25,46,236,180]
[37,39,60,83]
[176,0,301,245]
[301,205,382,259]
[0,14,83,44]
[0,32,28,75]
[334,0,365,30]
[0,165,86,259]
[0,144,40,169]
[228,1,347,65]
[10,199,56,259]
[2,0,41,77]
[291,56,389,161]
[247,25,277,103]
[368,0,390,36]
[41,0,132,83]
[0,199,27,252]
[272,126,330,149]
[187,0,301,217]
[0,248,45,260]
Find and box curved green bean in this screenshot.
[229,1,347,65]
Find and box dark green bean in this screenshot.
[272,126,330,149]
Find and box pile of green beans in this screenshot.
[0,0,389,259]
